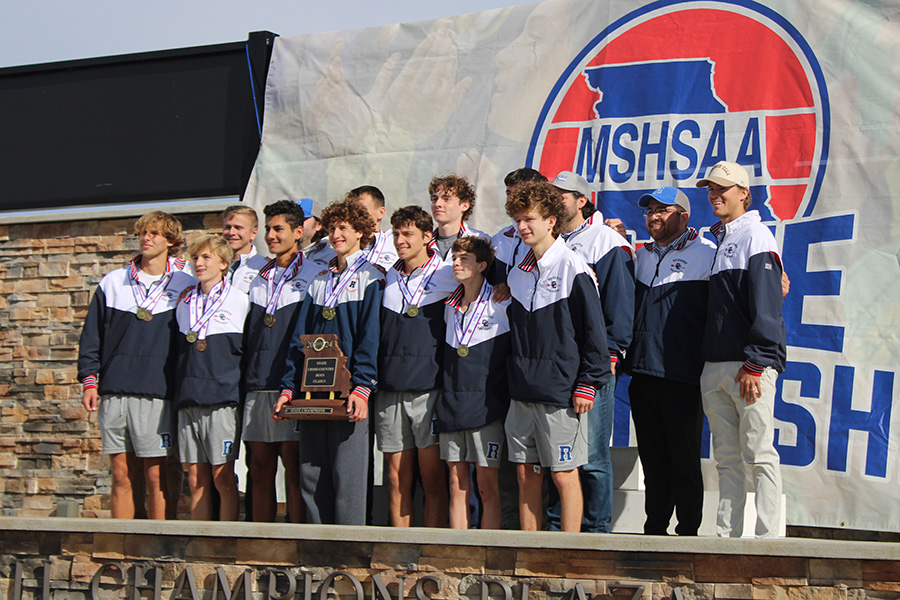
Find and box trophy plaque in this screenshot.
[278,334,353,420]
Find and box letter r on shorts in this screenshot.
[222,440,233,456]
[159,433,172,449]
[558,445,573,462]
[487,442,500,460]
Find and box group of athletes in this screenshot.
[78,161,786,537]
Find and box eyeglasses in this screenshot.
[641,206,678,217]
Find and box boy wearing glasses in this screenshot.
[625,187,715,535]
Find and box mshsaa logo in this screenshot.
[527,0,829,243]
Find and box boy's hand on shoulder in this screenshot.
[82,389,98,412]
[492,283,511,303]
[347,391,368,422]
[177,285,195,303]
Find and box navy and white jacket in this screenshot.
[78,256,196,400]
[174,280,250,408]
[507,237,611,407]
[489,223,524,285]
[703,210,786,374]
[365,230,400,272]
[228,246,269,294]
[281,250,385,401]
[437,282,511,432]
[379,252,458,392]
[429,223,490,261]
[304,238,336,270]
[625,228,716,385]
[561,213,635,363]
[244,255,320,392]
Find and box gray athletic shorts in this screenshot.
[242,391,300,443]
[505,399,587,471]
[439,420,505,468]
[178,404,240,465]
[98,395,175,458]
[375,389,439,452]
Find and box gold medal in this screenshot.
[264,314,276,327]
[457,345,469,358]
[136,307,151,321]
[196,340,207,352]
[406,305,419,317]
[322,307,336,320]
[186,331,198,343]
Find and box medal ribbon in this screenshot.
[396,252,440,311]
[263,254,303,317]
[323,253,368,309]
[452,280,492,351]
[188,279,230,341]
[366,231,390,266]
[129,255,179,316]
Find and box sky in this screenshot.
[0,0,537,69]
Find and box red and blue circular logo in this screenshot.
[527,0,829,239]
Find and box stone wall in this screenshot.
[0,212,221,517]
[1,519,899,600]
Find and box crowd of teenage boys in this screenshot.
[78,161,786,537]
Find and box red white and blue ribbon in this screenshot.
[188,279,230,341]
[323,252,368,309]
[260,253,303,318]
[395,252,440,312]
[448,280,492,351]
[128,255,181,316]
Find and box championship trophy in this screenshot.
[278,334,353,420]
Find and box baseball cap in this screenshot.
[552,171,591,197]
[296,198,323,220]
[638,187,691,213]
[696,161,750,189]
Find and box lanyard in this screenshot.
[396,253,440,312]
[452,280,492,350]
[263,254,302,316]
[323,253,368,309]
[188,279,230,341]
[129,256,177,318]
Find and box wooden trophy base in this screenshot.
[279,392,350,420]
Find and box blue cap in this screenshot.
[295,198,322,220]
[638,187,691,213]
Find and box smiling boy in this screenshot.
[504,182,610,532]
[78,211,194,519]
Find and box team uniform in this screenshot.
[242,254,319,443]
[438,281,511,467]
[280,250,384,525]
[78,256,195,457]
[505,238,611,470]
[229,245,271,294]
[553,212,635,532]
[304,238,337,270]
[429,223,490,261]
[702,210,786,537]
[376,252,458,453]
[626,227,716,535]
[174,279,250,465]
[364,230,400,272]
[489,224,523,284]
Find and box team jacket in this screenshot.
[304,238,337,270]
[625,228,717,385]
[703,210,786,374]
[228,246,269,294]
[280,250,385,400]
[507,237,611,407]
[174,280,250,408]
[428,223,490,261]
[364,230,400,272]
[244,255,320,392]
[78,256,196,399]
[561,213,635,362]
[379,252,458,392]
[437,282,511,432]
[489,223,524,285]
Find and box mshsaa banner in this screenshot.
[244,0,900,533]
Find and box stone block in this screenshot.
[38,262,70,277]
[861,560,900,582]
[37,294,70,308]
[186,537,238,562]
[695,556,749,584]
[93,534,126,559]
[484,548,516,574]
[13,279,48,293]
[236,538,300,566]
[371,543,422,569]
[715,584,754,599]
[61,533,94,556]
